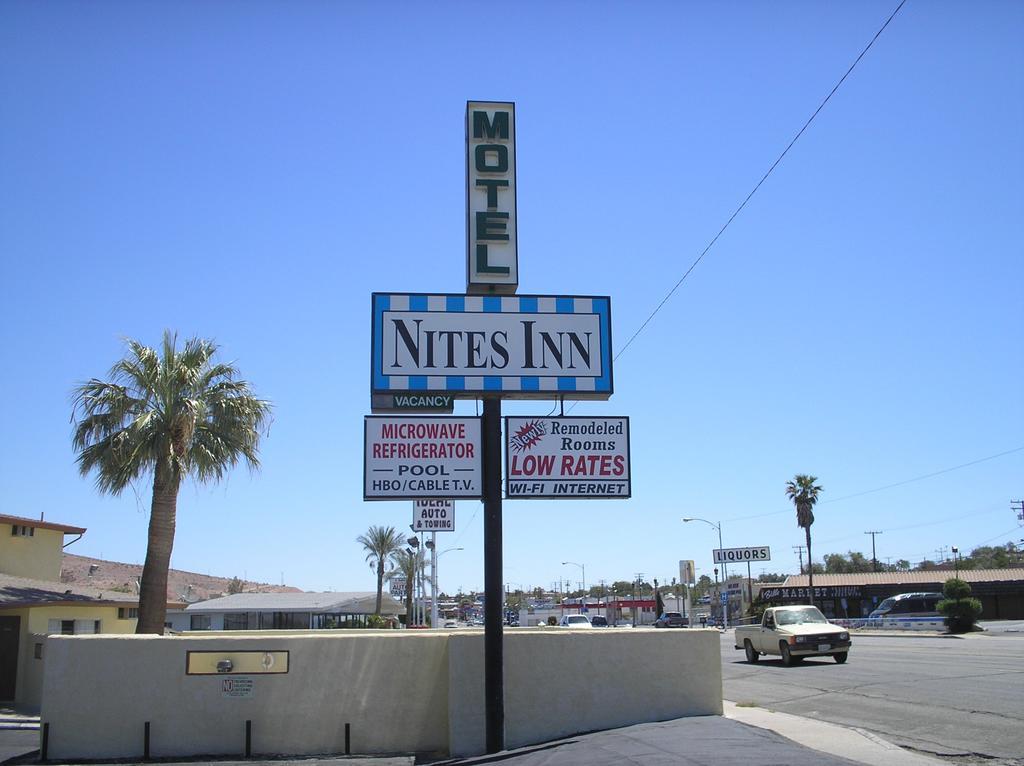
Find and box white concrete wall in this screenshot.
[448,628,722,755]
[42,631,450,760]
[41,628,722,760]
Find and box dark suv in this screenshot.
[590,615,608,627]
[654,612,687,628]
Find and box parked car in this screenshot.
[735,605,850,666]
[558,614,593,628]
[868,592,942,619]
[653,612,687,628]
[590,615,608,627]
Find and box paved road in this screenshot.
[720,631,1024,765]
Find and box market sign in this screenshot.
[364,416,482,500]
[761,586,862,601]
[371,293,613,399]
[713,546,771,564]
[467,101,517,294]
[413,499,455,532]
[371,393,454,413]
[504,416,630,498]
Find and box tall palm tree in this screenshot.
[357,525,405,615]
[786,474,823,605]
[387,546,422,625]
[72,331,271,634]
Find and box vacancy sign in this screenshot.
[504,416,630,499]
[371,293,613,400]
[713,546,771,564]
[364,416,482,500]
[413,499,455,532]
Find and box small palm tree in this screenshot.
[785,474,823,604]
[72,332,271,633]
[357,525,405,615]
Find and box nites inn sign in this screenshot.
[371,293,613,399]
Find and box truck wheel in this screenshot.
[780,642,796,667]
[744,640,759,663]
[834,652,848,664]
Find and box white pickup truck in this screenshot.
[734,605,851,666]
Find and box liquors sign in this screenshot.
[504,416,630,498]
[371,293,613,399]
[713,546,771,564]
[467,101,517,294]
[364,416,482,500]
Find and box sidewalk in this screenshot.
[0,705,942,766]
[724,700,943,766]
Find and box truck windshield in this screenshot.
[776,607,827,625]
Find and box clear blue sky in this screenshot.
[2,1,1021,595]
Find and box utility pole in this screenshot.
[792,545,805,574]
[1012,500,1023,525]
[634,573,644,626]
[865,531,883,572]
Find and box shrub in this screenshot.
[937,577,982,634]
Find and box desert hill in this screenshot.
[60,552,302,602]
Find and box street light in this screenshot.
[682,517,729,629]
[561,561,586,612]
[431,545,464,629]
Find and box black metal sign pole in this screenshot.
[482,397,504,753]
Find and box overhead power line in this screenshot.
[821,446,1024,505]
[723,448,1023,523]
[612,0,908,362]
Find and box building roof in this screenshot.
[782,568,1024,588]
[0,513,86,535]
[0,572,140,608]
[184,591,403,614]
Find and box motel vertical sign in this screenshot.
[467,101,517,294]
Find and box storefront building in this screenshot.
[760,568,1024,620]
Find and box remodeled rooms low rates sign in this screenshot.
[505,416,630,498]
[371,293,613,399]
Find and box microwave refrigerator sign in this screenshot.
[467,101,517,295]
[371,293,613,399]
[504,416,630,499]
[364,416,482,500]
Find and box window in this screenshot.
[223,613,249,631]
[46,619,99,635]
[11,524,34,537]
[190,614,212,631]
[261,612,310,630]
[118,607,139,620]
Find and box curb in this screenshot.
[849,631,964,639]
[723,700,944,766]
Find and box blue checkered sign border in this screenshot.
[371,292,613,399]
